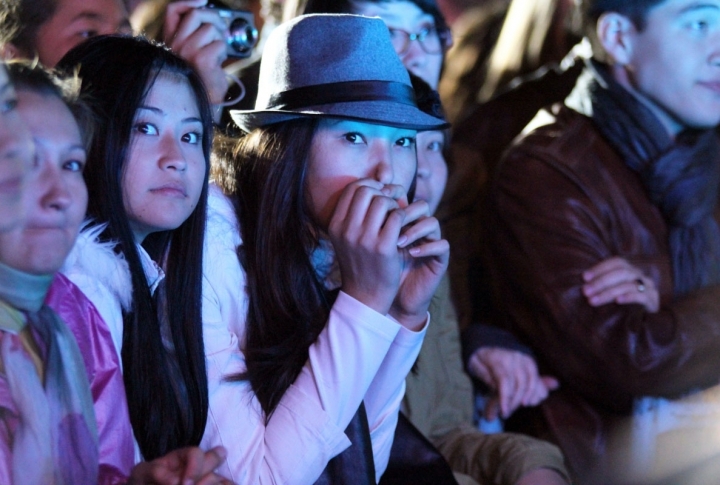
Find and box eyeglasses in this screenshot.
[387,26,444,55]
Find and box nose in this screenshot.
[159,135,187,172]
[370,142,395,185]
[708,27,720,64]
[401,39,427,70]
[37,158,71,212]
[417,154,430,180]
[711,40,720,67]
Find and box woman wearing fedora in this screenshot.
[199,13,449,484]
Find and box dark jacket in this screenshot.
[487,101,720,482]
[439,53,583,331]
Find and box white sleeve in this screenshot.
[202,282,406,484]
[364,316,428,480]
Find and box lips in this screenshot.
[150,182,187,198]
[698,81,720,94]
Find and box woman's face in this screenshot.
[122,72,207,243]
[306,119,418,229]
[352,1,444,89]
[415,129,447,215]
[0,65,34,232]
[0,88,87,275]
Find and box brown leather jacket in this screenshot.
[487,102,720,482]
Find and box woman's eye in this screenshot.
[396,136,416,148]
[426,140,443,152]
[343,132,364,144]
[63,159,85,172]
[78,30,98,39]
[0,97,17,114]
[134,122,158,136]
[182,131,202,144]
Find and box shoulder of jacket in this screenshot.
[206,184,243,249]
[61,222,133,313]
[510,104,616,173]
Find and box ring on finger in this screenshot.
[636,278,646,293]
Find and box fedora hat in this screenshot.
[229,14,449,132]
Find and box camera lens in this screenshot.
[227,18,258,55]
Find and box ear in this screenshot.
[0,43,21,61]
[596,12,637,65]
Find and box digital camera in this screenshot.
[204,1,258,58]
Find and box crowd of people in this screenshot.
[0,0,718,483]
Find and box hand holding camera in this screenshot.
[163,0,232,106]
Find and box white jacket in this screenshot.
[61,223,165,366]
[200,185,427,484]
[62,221,163,466]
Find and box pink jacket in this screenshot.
[46,273,135,485]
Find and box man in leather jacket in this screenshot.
[486,0,720,482]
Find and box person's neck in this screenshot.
[0,261,53,313]
[608,63,684,140]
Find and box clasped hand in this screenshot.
[328,179,449,331]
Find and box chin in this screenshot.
[22,260,64,276]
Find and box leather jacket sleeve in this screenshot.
[487,114,720,414]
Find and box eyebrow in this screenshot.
[35,139,86,155]
[70,11,132,31]
[71,11,102,22]
[678,2,720,14]
[137,105,202,124]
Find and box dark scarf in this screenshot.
[314,402,376,485]
[567,60,720,295]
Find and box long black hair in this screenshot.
[221,118,336,420]
[57,35,212,460]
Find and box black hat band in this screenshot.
[267,80,417,111]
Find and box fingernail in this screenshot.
[409,247,420,256]
[382,186,392,196]
[397,235,408,247]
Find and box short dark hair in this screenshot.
[580,0,666,31]
[0,0,57,55]
[6,60,94,150]
[409,70,445,121]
